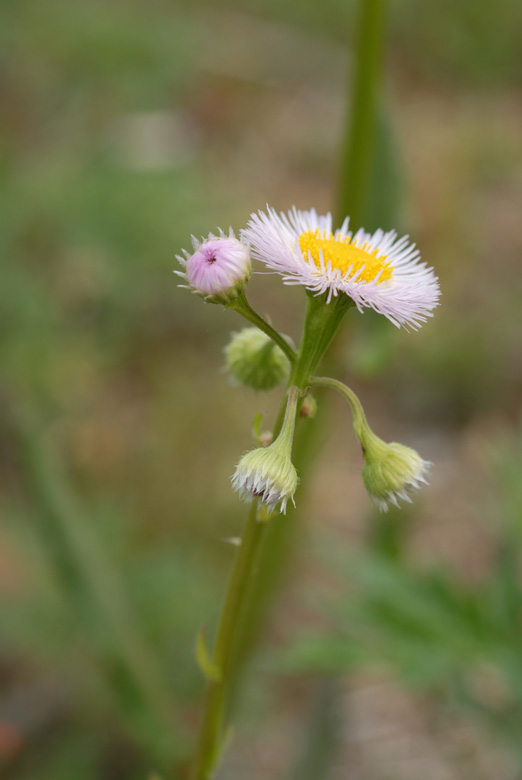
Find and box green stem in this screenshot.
[336,0,388,229]
[265,295,352,442]
[230,292,297,364]
[291,294,353,390]
[310,376,368,439]
[190,388,302,779]
[201,1,391,773]
[190,295,352,779]
[190,499,266,780]
[210,304,355,694]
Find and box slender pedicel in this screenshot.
[311,376,430,510]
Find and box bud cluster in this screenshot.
[175,214,436,517]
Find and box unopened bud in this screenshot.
[360,429,431,512]
[232,444,298,514]
[311,377,432,513]
[299,393,317,419]
[232,387,300,513]
[225,327,290,391]
[175,230,251,304]
[258,430,273,447]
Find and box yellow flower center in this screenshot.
[298,229,392,284]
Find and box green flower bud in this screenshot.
[310,377,431,513]
[232,387,300,513]
[225,327,290,391]
[361,429,431,512]
[232,444,299,514]
[299,392,317,419]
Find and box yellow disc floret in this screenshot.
[298,229,392,284]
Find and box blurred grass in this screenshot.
[1,0,522,777]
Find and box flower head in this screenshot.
[225,327,290,391]
[175,230,251,304]
[232,444,299,513]
[232,386,300,513]
[242,207,440,329]
[361,430,431,511]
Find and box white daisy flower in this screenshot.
[242,206,440,329]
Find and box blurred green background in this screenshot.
[1,0,522,778]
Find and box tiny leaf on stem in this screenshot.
[195,627,222,682]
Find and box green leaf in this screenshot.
[195,627,222,682]
[252,411,265,444]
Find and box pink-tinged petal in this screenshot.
[176,234,251,303]
[242,207,440,330]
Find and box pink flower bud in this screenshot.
[176,231,251,304]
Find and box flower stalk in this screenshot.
[173,0,440,772]
[311,376,430,510]
[229,292,297,364]
[188,335,347,780]
[291,293,354,390]
[310,375,368,437]
[190,499,265,780]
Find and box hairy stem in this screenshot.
[230,292,297,363]
[311,375,368,438]
[190,387,303,778]
[190,499,265,780]
[291,294,353,390]
[189,297,345,778]
[195,0,391,773]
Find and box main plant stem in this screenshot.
[193,0,390,773]
[190,499,264,780]
[189,299,348,779]
[190,0,387,766]
[291,294,354,389]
